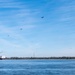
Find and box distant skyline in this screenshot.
[0,0,75,57]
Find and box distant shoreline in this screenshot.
[1,57,75,60]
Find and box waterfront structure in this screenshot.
[0,56,6,59]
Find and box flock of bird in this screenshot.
[7,16,44,37]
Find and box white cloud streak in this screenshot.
[0,0,24,8]
[0,23,40,57]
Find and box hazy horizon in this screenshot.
[0,0,75,57]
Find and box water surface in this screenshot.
[0,59,75,75]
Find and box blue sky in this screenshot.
[0,0,75,57]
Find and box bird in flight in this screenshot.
[8,35,9,37]
[41,16,44,18]
[20,28,22,30]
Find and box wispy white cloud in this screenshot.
[0,0,13,2]
[0,24,35,41]
[0,0,24,8]
[0,0,40,56]
[59,16,75,22]
[0,0,39,26]
[0,0,75,57]
[13,25,36,30]
[0,38,21,48]
[50,0,75,22]
[57,4,75,13]
[0,24,40,57]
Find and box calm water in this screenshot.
[0,59,75,75]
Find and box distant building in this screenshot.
[0,56,6,59]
